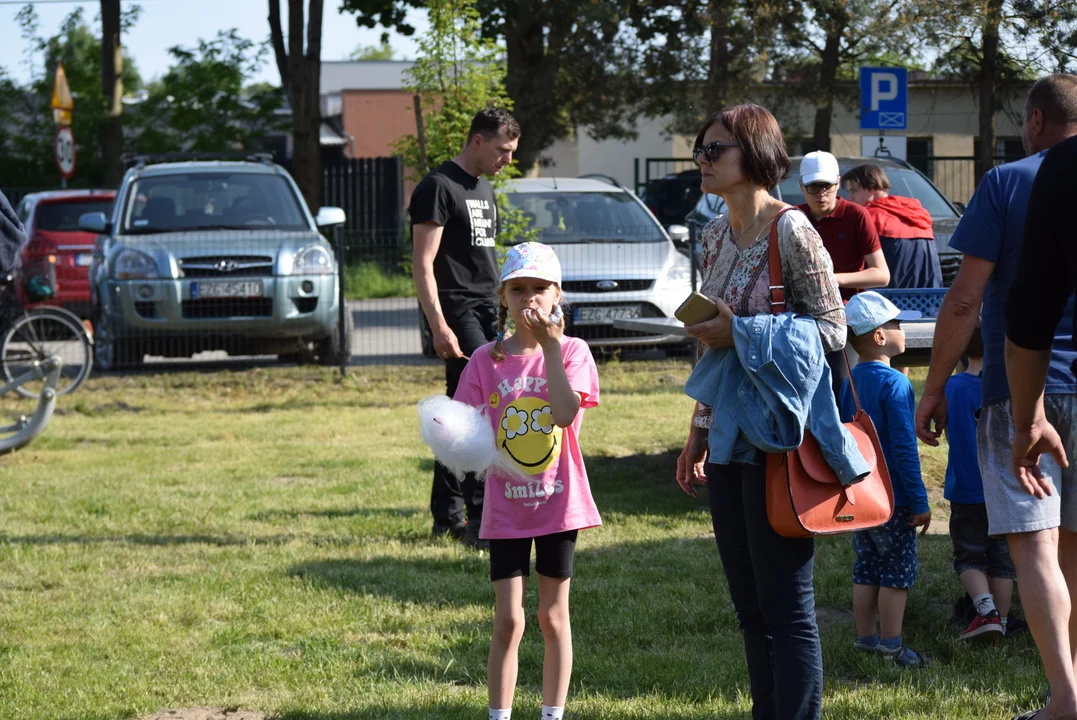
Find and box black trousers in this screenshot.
[430,296,499,528]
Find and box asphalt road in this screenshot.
[136,298,433,370]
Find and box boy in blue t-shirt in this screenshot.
[839,291,931,668]
[945,317,1015,641]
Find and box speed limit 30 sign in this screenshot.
[54,126,76,180]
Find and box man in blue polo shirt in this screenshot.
[916,73,1077,720]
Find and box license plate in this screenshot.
[574,305,642,325]
[191,280,264,299]
[76,253,93,267]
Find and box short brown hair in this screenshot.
[1026,73,1077,127]
[694,104,790,189]
[467,107,521,143]
[841,164,891,192]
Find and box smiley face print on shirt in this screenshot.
[497,396,562,475]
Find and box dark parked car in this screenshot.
[642,169,703,229]
[685,156,964,286]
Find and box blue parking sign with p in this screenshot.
[860,67,907,130]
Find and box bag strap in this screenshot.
[767,205,863,413]
[767,205,797,314]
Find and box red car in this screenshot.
[13,190,115,319]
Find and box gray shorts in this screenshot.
[979,396,1077,536]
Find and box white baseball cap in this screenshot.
[845,291,921,336]
[800,151,841,185]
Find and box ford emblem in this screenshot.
[596,280,618,290]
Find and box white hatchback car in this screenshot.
[504,177,695,349]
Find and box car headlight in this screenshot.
[114,249,158,280]
[293,245,334,275]
[663,264,691,286]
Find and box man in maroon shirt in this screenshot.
[797,151,890,300]
[797,151,890,393]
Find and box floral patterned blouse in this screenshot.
[693,208,845,428]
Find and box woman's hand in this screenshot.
[676,430,709,497]
[522,306,564,349]
[684,297,735,350]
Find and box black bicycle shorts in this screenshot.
[489,530,578,582]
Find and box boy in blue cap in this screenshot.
[840,290,931,668]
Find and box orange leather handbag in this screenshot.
[763,208,895,538]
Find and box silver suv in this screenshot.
[79,156,348,368]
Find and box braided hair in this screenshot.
[489,299,509,361]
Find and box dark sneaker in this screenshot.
[1012,709,1046,720]
[462,523,489,551]
[1005,615,1030,638]
[960,610,1004,641]
[883,645,929,668]
[949,593,975,627]
[432,520,467,540]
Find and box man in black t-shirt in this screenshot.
[410,107,521,547]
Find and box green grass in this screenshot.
[344,263,415,300]
[0,362,1045,719]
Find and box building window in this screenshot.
[996,137,1024,162]
[906,137,933,176]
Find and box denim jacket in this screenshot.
[684,313,870,485]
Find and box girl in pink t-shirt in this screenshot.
[453,242,600,720]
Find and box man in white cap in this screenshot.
[797,150,890,393]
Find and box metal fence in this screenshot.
[906,155,1012,206]
[2,151,1017,376]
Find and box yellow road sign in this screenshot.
[51,63,74,125]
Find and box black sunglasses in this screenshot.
[692,141,740,165]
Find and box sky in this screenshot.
[0,0,427,86]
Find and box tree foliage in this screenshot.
[340,0,643,172]
[350,40,396,60]
[391,0,533,245]
[128,31,285,155]
[915,0,1077,179]
[0,6,142,187]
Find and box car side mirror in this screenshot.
[668,224,690,245]
[316,207,346,227]
[78,212,110,234]
[953,201,966,215]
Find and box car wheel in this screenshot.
[315,305,355,366]
[93,308,142,371]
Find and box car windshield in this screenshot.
[36,199,113,232]
[776,167,958,218]
[121,172,308,233]
[507,191,664,243]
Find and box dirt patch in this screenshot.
[815,606,854,631]
[134,708,265,720]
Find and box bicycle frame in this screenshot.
[0,355,61,455]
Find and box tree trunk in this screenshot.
[503,0,551,173]
[268,0,290,96]
[976,0,1003,183]
[812,15,845,153]
[281,0,323,212]
[100,0,124,185]
[707,0,734,113]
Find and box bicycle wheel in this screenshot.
[1,309,93,397]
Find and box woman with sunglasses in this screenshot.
[676,104,845,720]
